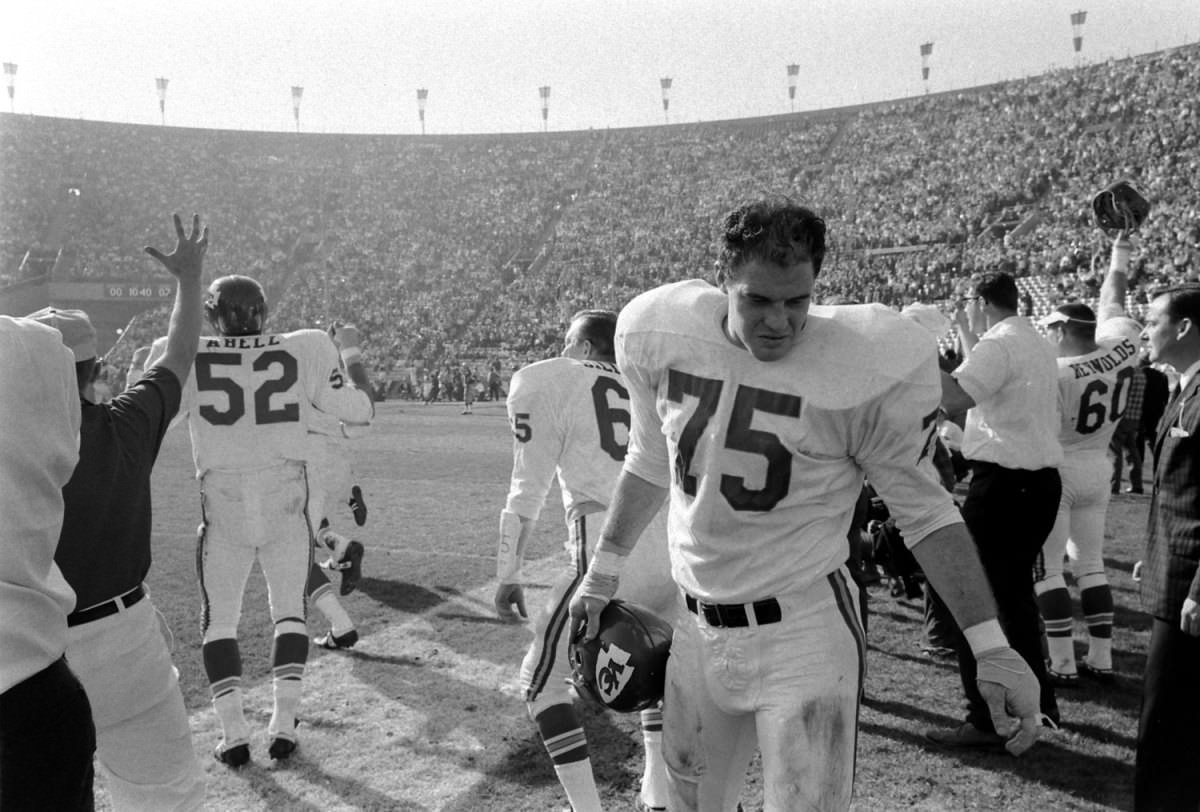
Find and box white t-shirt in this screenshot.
[0,317,80,693]
[954,316,1063,470]
[504,356,631,523]
[617,280,962,604]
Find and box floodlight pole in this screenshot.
[4,63,16,113]
[919,42,934,94]
[1070,10,1088,65]
[155,77,169,125]
[539,85,551,132]
[786,63,799,112]
[291,85,304,133]
[417,87,428,135]
[660,77,672,124]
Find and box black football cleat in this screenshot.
[348,485,367,526]
[268,737,298,761]
[214,742,250,768]
[337,541,364,596]
[316,629,359,650]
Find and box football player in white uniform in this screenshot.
[569,198,1043,812]
[305,338,372,651]
[495,310,676,812]
[1035,230,1142,685]
[153,276,373,767]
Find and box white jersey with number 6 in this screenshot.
[504,356,630,523]
[154,330,373,477]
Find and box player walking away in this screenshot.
[495,310,677,812]
[570,198,1043,812]
[305,394,373,651]
[1034,229,1142,687]
[152,276,373,767]
[461,363,475,414]
[34,214,209,811]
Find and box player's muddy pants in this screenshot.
[664,569,865,812]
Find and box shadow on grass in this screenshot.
[357,578,446,613]
[234,756,432,811]
[860,699,1134,810]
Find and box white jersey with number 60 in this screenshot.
[153,330,373,477]
[1054,336,1140,455]
[503,356,631,523]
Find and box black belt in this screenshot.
[684,593,781,628]
[68,585,145,627]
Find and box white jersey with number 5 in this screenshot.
[617,280,962,604]
[1055,336,1141,455]
[155,330,373,477]
[504,356,630,523]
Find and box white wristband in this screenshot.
[340,347,363,366]
[590,548,628,577]
[1110,240,1131,272]
[963,619,1007,656]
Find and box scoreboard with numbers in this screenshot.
[105,282,174,300]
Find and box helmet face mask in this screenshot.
[205,275,267,336]
[569,599,672,713]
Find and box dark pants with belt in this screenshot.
[1136,618,1200,811]
[0,655,95,811]
[954,462,1062,733]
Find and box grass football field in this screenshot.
[112,399,1148,811]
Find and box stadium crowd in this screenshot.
[3,43,1198,385]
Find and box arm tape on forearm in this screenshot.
[1110,239,1131,273]
[964,619,1008,656]
[497,509,527,582]
[574,548,628,603]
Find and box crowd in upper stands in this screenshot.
[1,42,1197,389]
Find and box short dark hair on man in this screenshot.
[1054,302,1098,341]
[570,309,619,359]
[717,197,827,283]
[1157,284,1200,324]
[975,272,1019,312]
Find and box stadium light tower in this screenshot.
[417,87,428,135]
[786,63,800,112]
[291,85,304,133]
[660,77,672,124]
[4,63,16,113]
[919,42,934,94]
[155,77,168,125]
[1070,10,1088,64]
[539,85,551,132]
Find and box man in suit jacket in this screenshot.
[1135,283,1200,812]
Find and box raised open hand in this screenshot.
[145,213,208,281]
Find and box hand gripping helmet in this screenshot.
[569,599,672,713]
[1092,180,1151,234]
[205,275,267,336]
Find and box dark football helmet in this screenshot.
[205,275,267,336]
[569,599,672,713]
[1092,180,1151,234]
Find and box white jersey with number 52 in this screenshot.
[153,330,373,477]
[503,356,630,523]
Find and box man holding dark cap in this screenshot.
[1033,280,1140,688]
[929,271,1065,746]
[30,213,209,812]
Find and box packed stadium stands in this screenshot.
[1,42,1197,393]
